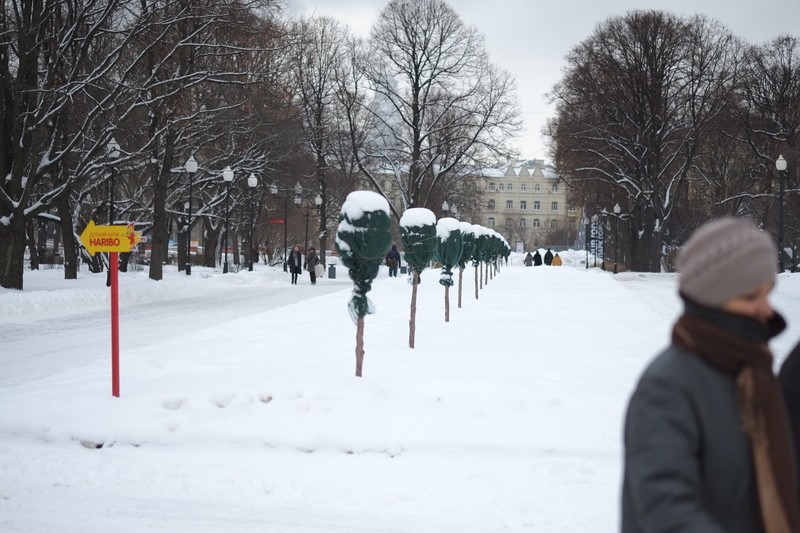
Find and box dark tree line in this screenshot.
[1,0,520,290]
[548,10,799,272]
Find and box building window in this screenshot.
[489,183,495,191]
[507,183,513,191]
[488,217,495,226]
[488,199,495,210]
[551,201,558,211]
[520,200,527,210]
[519,218,527,228]
[550,219,558,229]
[521,184,527,192]
[533,219,540,228]
[551,183,559,193]
[499,183,504,191]
[533,200,540,211]
[506,200,513,209]
[534,184,541,192]
[506,218,513,228]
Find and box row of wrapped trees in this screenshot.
[548,10,799,271]
[336,191,510,376]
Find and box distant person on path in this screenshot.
[523,252,533,267]
[621,217,799,532]
[385,243,401,277]
[551,253,562,266]
[543,249,553,265]
[305,247,320,285]
[533,250,543,266]
[287,245,303,285]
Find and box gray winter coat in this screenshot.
[621,345,763,533]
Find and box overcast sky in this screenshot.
[287,0,800,161]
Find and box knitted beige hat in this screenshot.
[677,217,777,307]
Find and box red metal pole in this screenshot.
[111,251,120,397]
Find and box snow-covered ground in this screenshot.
[3,251,800,532]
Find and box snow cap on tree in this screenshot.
[335,191,393,322]
[399,208,437,273]
[435,217,463,287]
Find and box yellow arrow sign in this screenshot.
[80,220,144,256]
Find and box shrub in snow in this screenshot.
[335,191,393,376]
[399,208,437,348]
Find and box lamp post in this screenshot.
[270,183,303,271]
[248,173,258,271]
[777,154,788,272]
[301,193,323,251]
[613,203,621,274]
[107,138,120,224]
[591,214,599,268]
[442,200,450,217]
[105,138,121,287]
[222,166,234,273]
[184,155,198,275]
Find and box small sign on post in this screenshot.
[80,221,144,397]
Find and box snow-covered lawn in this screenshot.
[2,252,800,532]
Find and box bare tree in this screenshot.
[338,0,520,221]
[548,11,740,271]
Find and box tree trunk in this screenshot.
[458,266,463,308]
[409,270,419,348]
[355,316,365,377]
[0,216,28,289]
[204,218,220,268]
[57,194,78,280]
[148,171,169,281]
[119,253,130,272]
[26,219,39,271]
[444,285,450,322]
[474,264,479,300]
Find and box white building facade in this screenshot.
[477,160,577,253]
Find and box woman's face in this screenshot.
[721,280,775,323]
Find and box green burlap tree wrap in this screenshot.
[336,205,392,323]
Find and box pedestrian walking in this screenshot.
[305,247,320,285]
[551,253,562,266]
[524,252,533,267]
[385,243,401,277]
[543,249,553,265]
[533,250,543,266]
[621,217,799,532]
[287,245,303,285]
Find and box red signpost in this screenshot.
[80,221,144,397]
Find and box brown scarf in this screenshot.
[673,309,800,533]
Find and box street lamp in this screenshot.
[301,193,323,252]
[248,173,258,271]
[270,183,302,271]
[591,214,599,268]
[105,138,121,287]
[222,166,234,273]
[107,137,120,225]
[184,155,198,275]
[777,154,788,272]
[613,203,621,274]
[442,200,450,217]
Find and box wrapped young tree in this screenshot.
[335,191,393,377]
[399,208,437,348]
[457,222,477,309]
[435,218,463,322]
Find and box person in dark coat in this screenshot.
[523,252,533,267]
[287,245,303,284]
[532,250,542,266]
[543,248,553,265]
[305,247,320,285]
[622,217,800,533]
[385,243,401,277]
[779,341,800,485]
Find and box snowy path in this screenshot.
[0,274,347,387]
